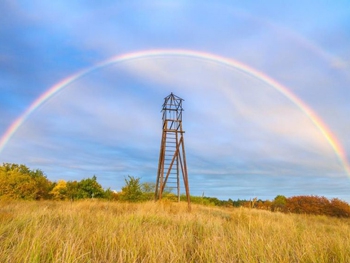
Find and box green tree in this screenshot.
[77,175,105,199]
[141,182,155,193]
[120,175,143,202]
[272,195,287,212]
[66,181,79,201]
[141,182,156,201]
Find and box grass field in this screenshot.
[1,200,350,263]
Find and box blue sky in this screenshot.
[1,1,350,201]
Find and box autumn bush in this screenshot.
[286,195,350,218]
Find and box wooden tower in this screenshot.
[155,93,190,208]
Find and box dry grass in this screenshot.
[0,200,350,262]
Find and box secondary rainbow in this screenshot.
[1,49,349,176]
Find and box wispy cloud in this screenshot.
[1,1,349,201]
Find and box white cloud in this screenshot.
[1,0,350,201]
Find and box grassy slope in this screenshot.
[0,200,350,263]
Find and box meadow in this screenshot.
[1,200,350,263]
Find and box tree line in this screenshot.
[190,194,350,218]
[0,163,150,201]
[0,163,163,202]
[1,163,349,217]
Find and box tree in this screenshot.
[286,196,329,215]
[141,182,156,201]
[120,175,143,202]
[141,182,155,193]
[30,169,53,200]
[77,175,105,199]
[66,181,79,201]
[272,195,287,212]
[0,163,53,200]
[103,188,119,201]
[329,198,350,217]
[50,180,67,200]
[256,199,272,210]
[285,196,350,218]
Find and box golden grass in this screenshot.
[0,200,350,263]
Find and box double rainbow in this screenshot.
[0,49,349,176]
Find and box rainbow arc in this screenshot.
[0,49,349,177]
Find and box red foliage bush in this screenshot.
[285,195,350,218]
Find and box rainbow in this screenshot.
[1,49,349,176]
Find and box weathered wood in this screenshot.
[155,93,191,210]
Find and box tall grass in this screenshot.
[0,200,349,262]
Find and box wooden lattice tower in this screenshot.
[155,93,190,208]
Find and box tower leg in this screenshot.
[155,93,190,209]
[155,130,166,201]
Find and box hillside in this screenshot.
[1,200,350,262]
